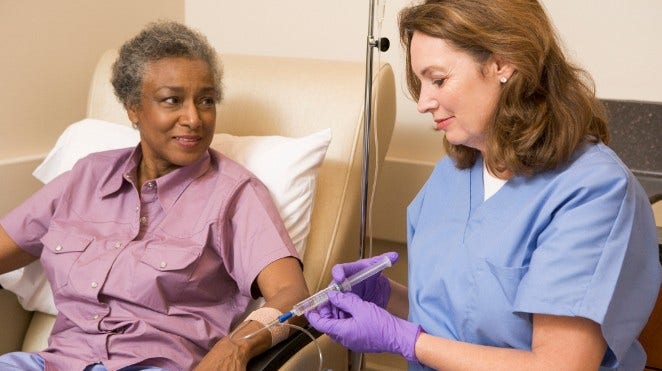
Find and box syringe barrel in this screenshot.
[288,254,392,316]
[290,284,339,316]
[342,254,392,291]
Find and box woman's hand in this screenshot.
[331,251,398,308]
[194,334,250,371]
[306,290,422,362]
[194,320,269,371]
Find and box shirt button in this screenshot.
[135,205,140,212]
[125,174,131,179]
[159,262,167,269]
[93,314,99,320]
[147,182,155,189]
[55,245,63,252]
[140,216,148,225]
[114,241,122,249]
[91,282,98,288]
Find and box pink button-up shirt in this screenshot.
[1,146,299,370]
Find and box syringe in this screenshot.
[269,254,392,325]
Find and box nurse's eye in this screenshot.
[432,78,446,87]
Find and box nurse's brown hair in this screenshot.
[399,0,609,176]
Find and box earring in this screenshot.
[499,76,508,84]
[131,122,138,129]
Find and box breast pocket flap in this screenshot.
[140,245,201,271]
[42,231,93,254]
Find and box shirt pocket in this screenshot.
[484,259,529,304]
[467,258,532,348]
[40,230,93,290]
[132,244,203,312]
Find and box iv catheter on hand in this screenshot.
[268,254,392,327]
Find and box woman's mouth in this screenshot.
[434,116,454,131]
[173,135,202,148]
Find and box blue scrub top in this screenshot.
[406,142,661,370]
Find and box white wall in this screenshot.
[187,0,662,242]
[543,0,662,103]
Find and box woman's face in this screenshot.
[410,31,510,153]
[128,57,217,178]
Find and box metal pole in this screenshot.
[351,2,378,370]
[360,0,377,262]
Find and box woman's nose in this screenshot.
[417,90,438,113]
[180,101,202,128]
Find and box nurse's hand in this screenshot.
[331,251,398,308]
[306,290,422,362]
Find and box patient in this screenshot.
[0,20,308,371]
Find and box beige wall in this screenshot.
[187,0,662,242]
[0,0,184,214]
[1,1,659,234]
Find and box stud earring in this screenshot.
[499,76,508,84]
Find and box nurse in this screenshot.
[306,1,661,370]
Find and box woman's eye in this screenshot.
[163,97,181,105]
[199,97,216,106]
[432,78,446,87]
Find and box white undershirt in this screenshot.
[483,162,507,201]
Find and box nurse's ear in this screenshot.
[487,55,516,84]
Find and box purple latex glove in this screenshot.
[332,251,398,308]
[306,290,422,362]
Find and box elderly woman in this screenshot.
[306,1,661,370]
[0,21,308,371]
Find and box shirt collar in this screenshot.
[99,145,213,212]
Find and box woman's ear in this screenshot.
[127,105,139,126]
[493,55,516,82]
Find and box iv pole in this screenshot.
[359,0,390,261]
[353,1,389,369]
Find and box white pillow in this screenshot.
[0,118,331,315]
[210,130,330,256]
[33,119,141,184]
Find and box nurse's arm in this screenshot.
[386,278,409,319]
[0,225,38,274]
[413,313,607,371]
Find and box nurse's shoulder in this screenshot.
[553,141,649,209]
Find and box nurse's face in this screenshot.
[410,31,510,153]
[128,57,217,179]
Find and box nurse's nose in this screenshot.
[417,88,438,114]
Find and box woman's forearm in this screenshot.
[414,314,606,371]
[0,225,37,274]
[386,278,410,319]
[415,333,542,371]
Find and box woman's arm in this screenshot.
[386,278,409,319]
[0,225,38,274]
[255,256,309,313]
[415,313,607,371]
[195,256,308,370]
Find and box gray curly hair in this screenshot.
[111,20,222,109]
